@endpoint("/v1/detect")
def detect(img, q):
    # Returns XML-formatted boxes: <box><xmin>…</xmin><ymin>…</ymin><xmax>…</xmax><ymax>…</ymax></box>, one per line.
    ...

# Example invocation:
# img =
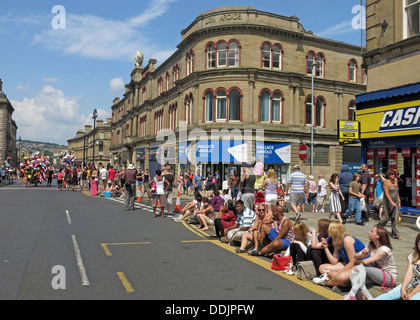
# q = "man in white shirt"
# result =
<box><xmin>315</xmin><ymin>174</ymin><xmax>328</xmax><ymax>213</ymax></box>
<box><xmin>99</xmin><ymin>164</ymin><xmax>108</xmax><ymax>194</ymax></box>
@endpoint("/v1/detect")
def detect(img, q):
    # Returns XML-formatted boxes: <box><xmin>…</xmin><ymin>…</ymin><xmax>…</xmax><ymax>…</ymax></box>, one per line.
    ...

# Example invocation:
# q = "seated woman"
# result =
<box><xmin>375</xmin><ymin>232</ymin><xmax>420</xmax><ymax>300</ymax></box>
<box><xmin>307</xmin><ymin>219</ymin><xmax>333</xmax><ymax>276</ymax></box>
<box><xmin>250</xmin><ymin>205</ymin><xmax>293</xmax><ymax>257</ymax></box>
<box><xmin>285</xmin><ymin>221</ymin><xmax>312</xmax><ymax>275</ymax></box>
<box><xmin>313</xmin><ymin>222</ymin><xmax>365</xmax><ymax>287</ymax></box>
<box><xmin>175</xmin><ymin>193</ymin><xmax>203</xmax><ymax>222</ymax></box>
<box><xmin>211</xmin><ymin>201</ymin><xmax>237</xmax><ymax>239</ymax></box>
<box><xmin>196</xmin><ymin>193</ymin><xmax>222</xmax><ymax>230</ymax></box>
<box><xmin>235</xmin><ymin>203</ymin><xmax>273</xmax><ymax>253</ymax></box>
<box><xmin>343</xmin><ymin>225</ymin><xmax>397</xmax><ymax>300</ymax></box>
<box><xmin>111</xmin><ymin>184</ymin><xmax>122</xmax><ymax>197</ymax></box>
<box><xmin>105</xmin><ymin>182</ymin><xmax>113</xmax><ymax>192</ymax></box>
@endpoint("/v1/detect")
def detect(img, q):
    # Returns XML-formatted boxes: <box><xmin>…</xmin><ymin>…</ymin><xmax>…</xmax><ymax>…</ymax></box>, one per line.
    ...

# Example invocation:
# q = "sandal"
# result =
<box><xmin>235</xmin><ymin>248</ymin><xmax>246</xmax><ymax>253</ymax></box>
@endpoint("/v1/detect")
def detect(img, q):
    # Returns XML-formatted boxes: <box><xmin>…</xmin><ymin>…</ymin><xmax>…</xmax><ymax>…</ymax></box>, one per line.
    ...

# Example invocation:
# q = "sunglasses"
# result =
<box><xmin>258</xmin><ymin>209</ymin><xmax>265</xmax><ymax>212</ymax></box>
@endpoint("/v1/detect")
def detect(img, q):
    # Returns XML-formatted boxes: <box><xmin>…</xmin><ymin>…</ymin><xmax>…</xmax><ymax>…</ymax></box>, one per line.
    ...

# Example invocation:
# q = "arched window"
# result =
<box><xmin>205</xmin><ymin>91</ymin><xmax>214</xmax><ymax>122</ymax></box>
<box><xmin>316</xmin><ymin>53</ymin><xmax>326</xmax><ymax>78</ymax></box>
<box><xmin>185</xmin><ymin>94</ymin><xmax>193</xmax><ymax>125</ymax></box>
<box><xmin>207</xmin><ymin>43</ymin><xmax>216</xmax><ymax>69</ymax></box>
<box><xmin>315</xmin><ymin>97</ymin><xmax>326</xmax><ymax>127</ymax></box>
<box><xmin>229</xmin><ymin>89</ymin><xmax>241</xmax><ymax>121</ymax></box>
<box><xmin>165</xmin><ymin>72</ymin><xmax>170</xmax><ymax>91</ymax></box>
<box><xmin>349</xmin><ymin>59</ymin><xmax>358</xmax><ymax>82</ymax></box>
<box><xmin>217</xmin><ymin>42</ymin><xmax>227</xmax><ymax>67</ymax></box>
<box><xmin>228</xmin><ymin>41</ymin><xmax>239</xmax><ymax>67</ymax></box>
<box><xmin>262</xmin><ymin>42</ymin><xmax>283</xmax><ymax>70</ymax></box>
<box><xmin>306</xmin><ymin>51</ymin><xmax>315</xmax><ymax>75</ymax></box>
<box><xmin>260</xmin><ymin>90</ymin><xmax>270</xmax><ymax>122</ymax></box>
<box><xmin>216</xmin><ymin>90</ymin><xmax>227</xmax><ymax>121</ymax></box>
<box><xmin>186</xmin><ymin>49</ymin><xmax>194</xmax><ymax>76</ymax></box>
<box><xmin>272</xmin><ymin>91</ymin><xmax>283</xmax><ymax>122</ymax></box>
<box><xmin>305</xmin><ymin>95</ymin><xmax>314</xmax><ymax>126</ymax></box>
<box><xmin>262</xmin><ymin>42</ymin><xmax>271</xmax><ymax>68</ymax></box>
<box><xmin>272</xmin><ymin>44</ymin><xmax>282</xmax><ymax>69</ymax></box>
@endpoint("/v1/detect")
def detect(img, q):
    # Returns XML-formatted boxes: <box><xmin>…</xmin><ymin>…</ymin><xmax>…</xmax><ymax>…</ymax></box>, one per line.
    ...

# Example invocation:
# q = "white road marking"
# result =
<box><xmin>71</xmin><ymin>235</ymin><xmax>90</xmax><ymax>286</ymax></box>
<box><xmin>65</xmin><ymin>210</ymin><xmax>72</xmax><ymax>225</ymax></box>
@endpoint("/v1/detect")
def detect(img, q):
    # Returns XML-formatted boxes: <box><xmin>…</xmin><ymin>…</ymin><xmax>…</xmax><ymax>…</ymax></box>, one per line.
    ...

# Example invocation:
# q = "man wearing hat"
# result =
<box><xmin>124</xmin><ymin>164</ymin><xmax>137</xmax><ymax>211</ymax></box>
<box><xmin>285</xmin><ymin>165</ymin><xmax>308</xmax><ymax>221</ymax></box>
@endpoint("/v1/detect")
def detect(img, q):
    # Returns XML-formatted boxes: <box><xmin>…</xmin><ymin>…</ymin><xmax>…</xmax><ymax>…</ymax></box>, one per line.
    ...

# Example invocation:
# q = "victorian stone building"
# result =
<box><xmin>67</xmin><ymin>118</ymin><xmax>112</xmax><ymax>168</ymax></box>
<box><xmin>110</xmin><ymin>6</ymin><xmax>366</xmax><ymax>181</ymax></box>
<box><xmin>0</xmin><ymin>79</ymin><xmax>18</xmax><ymax>166</ymax></box>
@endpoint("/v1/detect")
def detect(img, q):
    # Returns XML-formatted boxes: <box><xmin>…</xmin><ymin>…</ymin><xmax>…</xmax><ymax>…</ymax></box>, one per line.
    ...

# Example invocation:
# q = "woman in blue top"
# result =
<box><xmin>313</xmin><ymin>221</ymin><xmax>366</xmax><ymax>287</ymax></box>
<box><xmin>374</xmin><ymin>173</ymin><xmax>385</xmax><ymax>219</ymax></box>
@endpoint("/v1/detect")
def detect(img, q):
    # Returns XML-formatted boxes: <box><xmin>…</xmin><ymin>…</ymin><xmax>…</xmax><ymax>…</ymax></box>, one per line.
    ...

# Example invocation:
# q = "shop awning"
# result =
<box><xmin>356</xmin><ymin>81</ymin><xmax>420</xmax><ymax>104</ymax></box>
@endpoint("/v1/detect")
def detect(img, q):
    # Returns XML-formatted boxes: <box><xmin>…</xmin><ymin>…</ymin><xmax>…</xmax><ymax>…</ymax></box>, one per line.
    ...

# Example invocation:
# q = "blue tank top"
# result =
<box><xmin>338</xmin><ymin>236</ymin><xmax>365</xmax><ymax>265</ymax></box>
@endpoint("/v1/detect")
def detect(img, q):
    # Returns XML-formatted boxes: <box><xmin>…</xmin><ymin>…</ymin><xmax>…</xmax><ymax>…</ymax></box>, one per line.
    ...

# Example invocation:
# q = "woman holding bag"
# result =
<box><xmin>378</xmin><ymin>170</ymin><xmax>402</xmax><ymax>240</ymax></box>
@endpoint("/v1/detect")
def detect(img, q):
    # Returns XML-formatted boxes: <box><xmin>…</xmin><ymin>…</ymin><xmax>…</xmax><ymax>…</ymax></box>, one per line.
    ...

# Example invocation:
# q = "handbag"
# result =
<box><xmin>296</xmin><ymin>260</ymin><xmax>317</xmax><ymax>281</ymax></box>
<box><xmin>271</xmin><ymin>254</ymin><xmax>292</xmax><ymax>271</ymax></box>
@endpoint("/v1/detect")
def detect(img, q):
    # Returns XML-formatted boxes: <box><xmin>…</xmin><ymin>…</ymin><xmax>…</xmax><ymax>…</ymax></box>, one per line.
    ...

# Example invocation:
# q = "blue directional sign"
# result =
<box><xmin>255</xmin><ymin>142</ymin><xmax>291</xmax><ymax>164</ymax></box>
<box><xmin>195</xmin><ymin>140</ymin><xmax>247</xmax><ymax>163</ymax></box>
<box><xmin>178</xmin><ymin>141</ymin><xmax>191</xmax><ymax>164</ymax></box>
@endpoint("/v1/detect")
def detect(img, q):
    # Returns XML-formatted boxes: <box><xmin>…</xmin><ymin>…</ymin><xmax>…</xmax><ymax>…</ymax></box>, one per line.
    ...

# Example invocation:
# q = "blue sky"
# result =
<box><xmin>0</xmin><ymin>0</ymin><xmax>365</xmax><ymax>145</ymax></box>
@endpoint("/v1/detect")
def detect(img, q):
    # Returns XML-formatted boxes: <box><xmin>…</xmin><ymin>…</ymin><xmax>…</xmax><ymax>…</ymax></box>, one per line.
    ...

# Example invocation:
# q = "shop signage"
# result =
<box><xmin>255</xmin><ymin>142</ymin><xmax>291</xmax><ymax>164</ymax></box>
<box><xmin>178</xmin><ymin>141</ymin><xmax>191</xmax><ymax>164</ymax></box>
<box><xmin>337</xmin><ymin>120</ymin><xmax>360</xmax><ymax>143</ymax></box>
<box><xmin>389</xmin><ymin>148</ymin><xmax>398</xmax><ymax>158</ymax></box>
<box><xmin>136</xmin><ymin>148</ymin><xmax>145</xmax><ymax>161</ymax></box>
<box><xmin>377</xmin><ymin>149</ymin><xmax>386</xmax><ymax>158</ymax></box>
<box><xmin>196</xmin><ymin>140</ymin><xmax>247</xmax><ymax>163</ymax></box>
<box><xmin>402</xmin><ymin>148</ymin><xmax>411</xmax><ymax>157</ymax></box>
<box><xmin>357</xmin><ymin>99</ymin><xmax>420</xmax><ymax>139</ymax></box>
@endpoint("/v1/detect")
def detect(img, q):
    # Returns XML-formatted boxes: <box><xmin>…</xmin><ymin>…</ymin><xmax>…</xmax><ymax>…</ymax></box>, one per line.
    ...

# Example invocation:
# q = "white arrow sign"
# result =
<box><xmin>275</xmin><ymin>145</ymin><xmax>291</xmax><ymax>164</ymax></box>
<box><xmin>227</xmin><ymin>143</ymin><xmax>248</xmax><ymax>163</ymax></box>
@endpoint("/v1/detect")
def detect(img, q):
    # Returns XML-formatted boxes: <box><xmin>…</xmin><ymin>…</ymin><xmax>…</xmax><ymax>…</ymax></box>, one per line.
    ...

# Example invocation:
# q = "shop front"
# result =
<box><xmin>356</xmin><ymin>82</ymin><xmax>420</xmax><ymax>214</ymax></box>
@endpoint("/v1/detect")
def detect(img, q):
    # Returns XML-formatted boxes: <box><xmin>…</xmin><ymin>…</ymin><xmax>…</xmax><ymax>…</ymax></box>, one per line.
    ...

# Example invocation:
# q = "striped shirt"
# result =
<box><xmin>236</xmin><ymin>207</ymin><xmax>256</xmax><ymax>228</ymax></box>
<box><xmin>287</xmin><ymin>170</ymin><xmax>307</xmax><ymax>194</ymax></box>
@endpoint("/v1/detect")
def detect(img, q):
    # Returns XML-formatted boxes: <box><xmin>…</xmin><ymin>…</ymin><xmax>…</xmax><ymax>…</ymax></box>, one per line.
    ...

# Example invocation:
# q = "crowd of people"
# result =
<box><xmin>6</xmin><ymin>157</ymin><xmax>420</xmax><ymax>300</ymax></box>
<box><xmin>169</xmin><ymin>161</ymin><xmax>419</xmax><ymax>300</ymax></box>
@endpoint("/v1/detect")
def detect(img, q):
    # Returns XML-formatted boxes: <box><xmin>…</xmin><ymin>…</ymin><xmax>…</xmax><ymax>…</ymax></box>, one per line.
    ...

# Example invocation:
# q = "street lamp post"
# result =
<box><xmin>310</xmin><ymin>61</ymin><xmax>321</xmax><ymax>176</ymax></box>
<box><xmin>92</xmin><ymin>108</ymin><xmax>98</xmax><ymax>168</ymax></box>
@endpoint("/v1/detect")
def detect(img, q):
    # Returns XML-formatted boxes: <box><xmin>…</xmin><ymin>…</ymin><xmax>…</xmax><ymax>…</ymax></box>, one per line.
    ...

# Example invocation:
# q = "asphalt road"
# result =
<box><xmin>0</xmin><ymin>180</ymin><xmax>337</xmax><ymax>301</ymax></box>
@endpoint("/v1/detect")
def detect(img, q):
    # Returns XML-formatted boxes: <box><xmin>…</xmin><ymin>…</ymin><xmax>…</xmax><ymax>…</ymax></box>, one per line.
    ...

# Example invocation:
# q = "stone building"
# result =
<box><xmin>0</xmin><ymin>78</ymin><xmax>18</xmax><ymax>166</ymax></box>
<box><xmin>110</xmin><ymin>6</ymin><xmax>366</xmax><ymax>181</ymax></box>
<box><xmin>67</xmin><ymin>118</ymin><xmax>112</xmax><ymax>168</ymax></box>
<box><xmin>356</xmin><ymin>0</ymin><xmax>420</xmax><ymax>213</ymax></box>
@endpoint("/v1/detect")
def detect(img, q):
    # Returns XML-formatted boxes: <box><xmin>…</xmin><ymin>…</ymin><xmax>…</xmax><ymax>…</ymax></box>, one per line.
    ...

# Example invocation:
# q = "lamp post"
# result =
<box><xmin>310</xmin><ymin>61</ymin><xmax>321</xmax><ymax>176</ymax></box>
<box><xmin>92</xmin><ymin>108</ymin><xmax>98</xmax><ymax>168</ymax></box>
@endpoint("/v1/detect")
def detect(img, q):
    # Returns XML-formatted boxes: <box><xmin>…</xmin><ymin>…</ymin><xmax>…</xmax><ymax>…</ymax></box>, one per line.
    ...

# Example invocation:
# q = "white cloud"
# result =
<box><xmin>31</xmin><ymin>0</ymin><xmax>178</xmax><ymax>61</ymax></box>
<box><xmin>109</xmin><ymin>77</ymin><xmax>125</xmax><ymax>96</ymax></box>
<box><xmin>43</xmin><ymin>77</ymin><xmax>61</xmax><ymax>83</ymax></box>
<box><xmin>316</xmin><ymin>20</ymin><xmax>354</xmax><ymax>38</ymax></box>
<box><xmin>16</xmin><ymin>84</ymin><xmax>30</xmax><ymax>91</ymax></box>
<box><xmin>11</xmin><ymin>85</ymin><xmax>88</xmax><ymax>144</ymax></box>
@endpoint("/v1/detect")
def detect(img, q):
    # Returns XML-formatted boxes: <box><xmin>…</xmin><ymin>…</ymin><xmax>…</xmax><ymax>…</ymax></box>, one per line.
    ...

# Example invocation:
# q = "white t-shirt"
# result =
<box><xmin>318</xmin><ymin>178</ymin><xmax>328</xmax><ymax>196</ymax></box>
<box><xmin>100</xmin><ymin>168</ymin><xmax>108</xmax><ymax>180</ymax></box>
<box><xmin>368</xmin><ymin>245</ymin><xmax>398</xmax><ymax>281</ymax></box>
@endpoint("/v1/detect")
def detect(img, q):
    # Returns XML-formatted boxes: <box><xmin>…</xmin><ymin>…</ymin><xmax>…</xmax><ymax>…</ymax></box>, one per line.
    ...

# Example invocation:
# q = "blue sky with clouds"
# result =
<box><xmin>0</xmin><ymin>0</ymin><xmax>365</xmax><ymax>145</ymax></box>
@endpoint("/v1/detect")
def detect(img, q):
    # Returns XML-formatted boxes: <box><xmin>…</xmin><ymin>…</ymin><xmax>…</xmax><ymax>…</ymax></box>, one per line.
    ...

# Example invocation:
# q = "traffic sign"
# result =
<box><xmin>298</xmin><ymin>144</ymin><xmax>308</xmax><ymax>161</ymax></box>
